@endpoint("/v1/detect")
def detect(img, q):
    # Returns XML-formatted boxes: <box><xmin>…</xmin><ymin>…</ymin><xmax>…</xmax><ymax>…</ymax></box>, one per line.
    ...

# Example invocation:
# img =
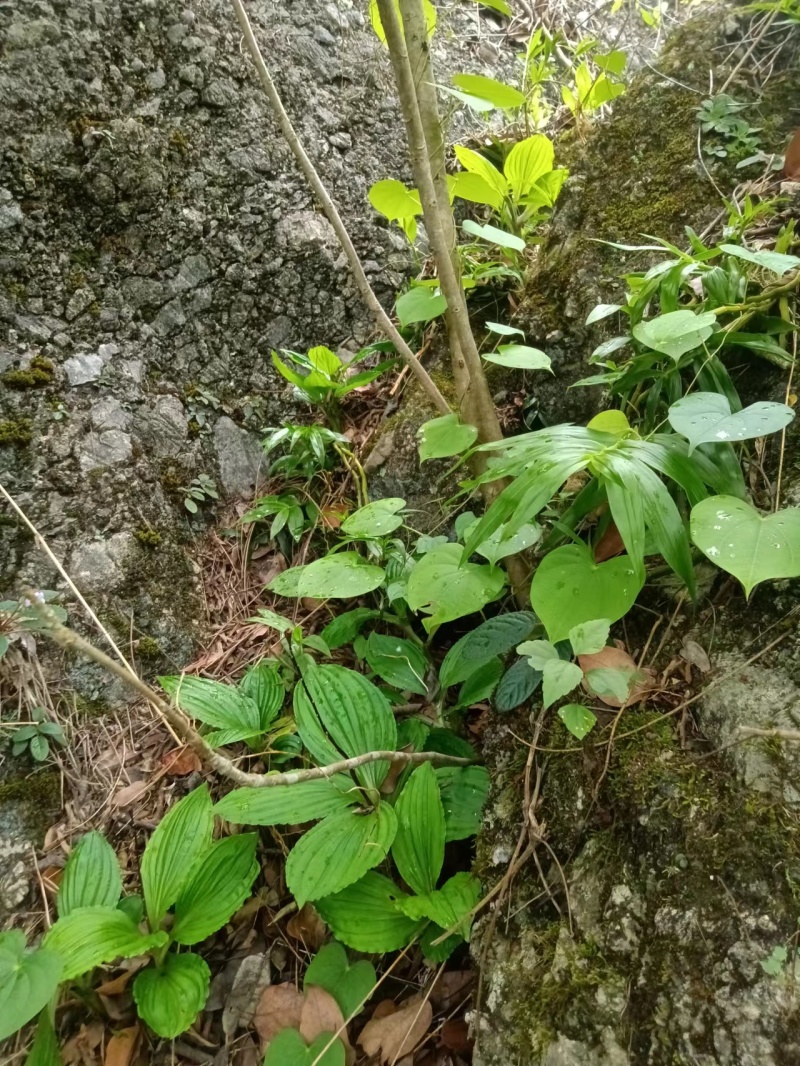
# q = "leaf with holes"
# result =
<box><xmin>133</xmin><ymin>953</ymin><xmax>210</xmax><ymax>1039</ymax></box>
<box><xmin>57</xmin><ymin>831</ymin><xmax>121</xmax><ymax>917</ymax></box>
<box><xmin>690</xmin><ymin>496</ymin><xmax>800</xmax><ymax>597</ymax></box>
<box><xmin>417</xmin><ymin>414</ymin><xmax>478</xmax><ymax>462</ymax></box>
<box><xmin>316</xmin><ymin>872</ymin><xmax>423</xmax><ymax>952</ymax></box>
<box><xmin>668</xmin><ymin>392</ymin><xmax>794</xmax><ymax>454</ymax></box>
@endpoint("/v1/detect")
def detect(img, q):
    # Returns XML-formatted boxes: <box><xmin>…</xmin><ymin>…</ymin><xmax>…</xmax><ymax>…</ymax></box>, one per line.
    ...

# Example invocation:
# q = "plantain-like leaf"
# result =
<box><xmin>315</xmin><ymin>872</ymin><xmax>423</xmax><ymax>952</ymax></box>
<box><xmin>301</xmin><ymin>663</ymin><xmax>397</xmax><ymax>790</ymax></box>
<box><xmin>172</xmin><ymin>834</ymin><xmax>259</xmax><ymax>945</ymax></box>
<box><xmin>365</xmin><ymin>633</ymin><xmax>429</xmax><ymax>695</ymax></box>
<box><xmin>434</xmin><ymin>765</ymin><xmax>490</xmax><ymax>841</ymax></box>
<box><xmin>320</xmin><ymin>608</ymin><xmax>380</xmax><ymax>650</ymax></box>
<box><xmin>133</xmin><ymin>952</ymin><xmax>210</xmax><ymax>1039</ymax></box>
<box><xmin>392</xmin><ymin>763</ymin><xmax>445</xmax><ymax>895</ymax></box>
<box><xmin>0</xmin><ymin>931</ymin><xmax>62</xmax><ymax>1042</ymax></box>
<box><xmin>239</xmin><ymin>662</ymin><xmax>284</xmax><ymax>729</ymax></box>
<box><xmin>397</xmin><ymin>872</ymin><xmax>481</xmax><ymax>940</ymax></box>
<box><xmin>293</xmin><ymin>683</ymin><xmax>344</xmax><ymax>768</ymax></box>
<box><xmin>57</xmin><ymin>831</ymin><xmax>121</xmax><ymax>917</ymax></box>
<box><xmin>214</xmin><ymin>776</ymin><xmax>358</xmax><ymax>826</ymax></box>
<box><xmin>43</xmin><ymin>908</ymin><xmax>167</xmax><ymax>981</ymax></box>
<box><xmin>285</xmin><ymin>806</ymin><xmax>397</xmax><ymax>907</ymax></box>
<box><xmin>24</xmin><ymin>1007</ymin><xmax>61</xmax><ymax>1066</ymax></box>
<box><xmin>140</xmin><ymin>785</ymin><xmax>214</xmax><ymax>927</ymax></box>
<box><xmin>159</xmin><ymin>676</ymin><xmax>262</xmax><ymax>741</ymax></box>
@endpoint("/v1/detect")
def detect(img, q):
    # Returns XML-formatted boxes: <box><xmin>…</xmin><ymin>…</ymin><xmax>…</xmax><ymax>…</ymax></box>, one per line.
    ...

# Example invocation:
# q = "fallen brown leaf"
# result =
<box><xmin>358</xmin><ymin>997</ymin><xmax>433</xmax><ymax>1064</ymax></box>
<box><xmin>370</xmin><ymin>1000</ymin><xmax>398</xmax><ymax>1021</ymax></box>
<box><xmin>440</xmin><ymin>1019</ymin><xmax>472</xmax><ymax>1054</ymax></box>
<box><xmin>680</xmin><ymin>638</ymin><xmax>711</xmax><ymax>674</ymax></box>
<box><xmin>594</xmin><ymin>521</ymin><xmax>625</xmax><ymax>562</ymax></box>
<box><xmin>578</xmin><ymin>646</ymin><xmax>654</xmax><ymax>707</ymax></box>
<box><xmin>104</xmin><ymin>1026</ymin><xmax>139</xmax><ymax>1066</ymax></box>
<box><xmin>286</xmin><ymin>903</ymin><xmax>327</xmax><ymax>949</ymax></box>
<box><xmin>254</xmin><ymin>982</ymin><xmax>305</xmax><ymax>1046</ymax></box>
<box><xmin>223</xmin><ymin>954</ymin><xmax>272</xmax><ymax>1036</ymax></box>
<box><xmin>112</xmin><ymin>781</ymin><xmax>148</xmax><ymax>808</ymax></box>
<box><xmin>299</xmin><ymin>985</ymin><xmax>347</xmax><ymax>1044</ymax></box>
<box><xmin>63</xmin><ymin>1021</ymin><xmax>105</xmax><ymax>1065</ymax></box>
<box><xmin>160</xmin><ymin>746</ymin><xmax>202</xmax><ymax>776</ymax></box>
<box><xmin>784</xmin><ymin>129</ymin><xmax>800</xmax><ymax>180</ymax></box>
<box><xmin>430</xmin><ymin>970</ymin><xmax>474</xmax><ymax>1010</ymax></box>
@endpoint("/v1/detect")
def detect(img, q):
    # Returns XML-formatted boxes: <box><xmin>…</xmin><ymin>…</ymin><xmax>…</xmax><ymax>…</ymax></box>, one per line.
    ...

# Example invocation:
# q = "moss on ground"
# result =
<box><xmin>1</xmin><ymin>355</ymin><xmax>55</xmax><ymax>390</ymax></box>
<box><xmin>0</xmin><ymin>418</ymin><xmax>33</xmax><ymax>446</ymax></box>
<box><xmin>0</xmin><ymin>771</ymin><xmax>61</xmax><ymax>841</ymax></box>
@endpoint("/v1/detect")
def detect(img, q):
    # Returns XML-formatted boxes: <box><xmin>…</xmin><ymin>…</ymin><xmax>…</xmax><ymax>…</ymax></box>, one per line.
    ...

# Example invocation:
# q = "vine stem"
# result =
<box><xmin>228</xmin><ymin>0</ymin><xmax>450</xmax><ymax>417</ymax></box>
<box><xmin>29</xmin><ymin>599</ymin><xmax>475</xmax><ymax>788</ymax></box>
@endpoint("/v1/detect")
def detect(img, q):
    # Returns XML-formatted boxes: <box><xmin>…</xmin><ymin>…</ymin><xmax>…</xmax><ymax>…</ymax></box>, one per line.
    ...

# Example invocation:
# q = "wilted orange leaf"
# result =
<box><xmin>358</xmin><ymin>997</ymin><xmax>433</xmax><ymax>1064</ymax></box>
<box><xmin>160</xmin><ymin>746</ymin><xmax>202</xmax><ymax>775</ymax></box>
<box><xmin>104</xmin><ymin>1026</ymin><xmax>140</xmax><ymax>1066</ymax></box>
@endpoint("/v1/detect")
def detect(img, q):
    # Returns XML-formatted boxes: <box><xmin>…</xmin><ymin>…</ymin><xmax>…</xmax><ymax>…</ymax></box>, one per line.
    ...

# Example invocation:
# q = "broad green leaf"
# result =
<box><xmin>440</xmin><ymin>612</ymin><xmax>537</xmax><ymax>688</ymax></box>
<box><xmin>302</xmin><ymin>663</ymin><xmax>397</xmax><ymax>789</ymax></box>
<box><xmin>239</xmin><ymin>662</ymin><xmax>283</xmax><ymax>730</ymax></box>
<box><xmin>485</xmin><ymin>320</ymin><xmax>525</xmax><ymax>337</ymax></box>
<box><xmin>470</xmin><ymin>0</ymin><xmax>512</xmax><ymax>14</ymax></box>
<box><xmin>719</xmin><ymin>243</ymin><xmax>800</xmax><ymax>277</ymax></box>
<box><xmin>342</xmin><ymin>498</ymin><xmax>405</xmax><ymax>538</ymax></box>
<box><xmin>568</xmin><ymin>619</ymin><xmax>611</xmax><ymax>656</ymax></box>
<box><xmin>293</xmin><ymin>685</ymin><xmax>343</xmax><ymax>768</ymax></box>
<box><xmin>285</xmin><ymin>806</ymin><xmax>398</xmax><ymax>907</ymax></box>
<box><xmin>264</xmin><ymin>1029</ymin><xmax>346</xmax><ymax>1066</ymax></box>
<box><xmin>558</xmin><ymin>703</ymin><xmax>597</xmax><ymax>740</ymax></box>
<box><xmin>632</xmin><ymin>310</ymin><xmax>717</xmax><ymax>360</ymax></box>
<box><xmin>304</xmin><ymin>941</ymin><xmax>376</xmax><ymax>1020</ymax></box>
<box><xmin>307</xmin><ymin>345</ymin><xmax>341</xmax><ymax>377</ymax></box>
<box><xmin>504</xmin><ymin>135</ymin><xmax>554</xmax><ymax>199</ymax></box>
<box><xmin>397</xmin><ymin>872</ymin><xmax>480</xmax><ymax>939</ymax></box>
<box><xmin>419</xmin><ymin>922</ymin><xmax>462</xmax><ymax>963</ymax></box>
<box><xmin>584</xmin><ymin>667</ymin><xmax>636</xmax><ymax>702</ymax></box>
<box><xmin>530</xmin><ymin>544</ymin><xmax>644</xmax><ymax>643</ymax></box>
<box><xmin>462</xmin><ymin>219</ymin><xmax>525</xmax><ymax>252</ymax></box>
<box><xmin>435</xmin><ymin>766</ymin><xmax>490</xmax><ymax>841</ymax></box>
<box><xmin>159</xmin><ymin>677</ymin><xmax>262</xmax><ymax>740</ymax></box>
<box><xmin>418</xmin><ymin>413</ymin><xmax>478</xmax><ymax>461</ymax></box>
<box><xmin>117</xmin><ymin>895</ymin><xmax>144</xmax><ymax>925</ymax></box>
<box><xmin>172</xmin><ymin>834</ymin><xmax>259</xmax><ymax>945</ymax></box>
<box><xmin>493</xmin><ymin>658</ymin><xmax>543</xmax><ymax>712</ymax></box>
<box><xmin>690</xmin><ymin>496</ymin><xmax>800</xmax><ymax>597</ymax></box>
<box><xmin>133</xmin><ymin>953</ymin><xmax>210</xmax><ymax>1039</ymax></box>
<box><xmin>454</xmin><ymin>657</ymin><xmax>504</xmax><ymax>709</ymax></box>
<box><xmin>542</xmin><ymin>659</ymin><xmax>583</xmax><ymax>709</ymax></box>
<box><xmin>365</xmin><ymin>633</ymin><xmax>429</xmax><ymax>695</ymax></box>
<box><xmin>57</xmin><ymin>831</ymin><xmax>121</xmax><ymax>917</ymax></box>
<box><xmin>396</xmin><ymin>286</ymin><xmax>447</xmax><ymax>328</ymax></box>
<box><xmin>369</xmin><ymin>0</ymin><xmax>436</xmax><ymax>43</ymax></box>
<box><xmin>140</xmin><ymin>785</ymin><xmax>213</xmax><ymax>927</ymax></box>
<box><xmin>246</xmin><ymin>607</ymin><xmax>293</xmax><ymax>633</ymax></box>
<box><xmin>668</xmin><ymin>392</ymin><xmax>794</xmax><ymax>454</ymax></box>
<box><xmin>586</xmin><ymin>303</ymin><xmax>622</xmax><ymax>325</ymax></box>
<box><xmin>451</xmin><ymin>73</ymin><xmax>524</xmax><ymax>109</ymax></box>
<box><xmin>449</xmin><ymin>170</ymin><xmax>505</xmax><ymax>208</ymax></box>
<box><xmin>214</xmin><ymin>776</ymin><xmax>358</xmax><ymax>826</ymax></box>
<box><xmin>475</xmin><ymin>521</ymin><xmax>541</xmax><ymax>566</ymax></box>
<box><xmin>517</xmin><ymin>639</ymin><xmax>559</xmax><ymax>670</ymax></box>
<box><xmin>43</xmin><ymin>908</ymin><xmax>167</xmax><ymax>981</ymax></box>
<box><xmin>587</xmin><ymin>410</ymin><xmax>630</xmax><ymax>436</ymax></box>
<box><xmin>0</xmin><ymin>931</ymin><xmax>62</xmax><ymax>1042</ymax></box>
<box><xmin>406</xmin><ymin>544</ymin><xmax>505</xmax><ymax>633</ymax></box>
<box><xmin>368</xmin><ymin>179</ymin><xmax>422</xmax><ymax>224</ymax></box>
<box><xmin>483</xmin><ymin>344</ymin><xmax>551</xmax><ymax>371</ymax></box>
<box><xmin>316</xmin><ymin>872</ymin><xmax>422</xmax><ymax>952</ymax></box>
<box><xmin>454</xmin><ymin>145</ymin><xmax>508</xmax><ymax>204</ymax></box>
<box><xmin>271</xmin><ymin>553</ymin><xmax>385</xmax><ymax>600</ymax></box>
<box><xmin>443</xmin><ymin>85</ymin><xmax>496</xmax><ymax>112</ymax></box>
<box><xmin>25</xmin><ymin>1008</ymin><xmax>60</xmax><ymax>1066</ymax></box>
<box><xmin>392</xmin><ymin>763</ymin><xmax>445</xmax><ymax>895</ymax></box>
<box><xmin>321</xmin><ymin>608</ymin><xmax>380</xmax><ymax>649</ymax></box>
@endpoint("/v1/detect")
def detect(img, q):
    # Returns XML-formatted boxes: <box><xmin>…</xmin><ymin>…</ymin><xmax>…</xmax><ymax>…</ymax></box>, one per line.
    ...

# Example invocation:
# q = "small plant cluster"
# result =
<box><xmin>697</xmin><ymin>94</ymin><xmax>762</xmax><ymax>163</ymax></box>
<box><xmin>9</xmin><ymin>706</ymin><xmax>66</xmax><ymax>762</ymax></box>
<box><xmin>0</xmin><ymin>591</ymin><xmax>67</xmax><ymax>660</ymax></box>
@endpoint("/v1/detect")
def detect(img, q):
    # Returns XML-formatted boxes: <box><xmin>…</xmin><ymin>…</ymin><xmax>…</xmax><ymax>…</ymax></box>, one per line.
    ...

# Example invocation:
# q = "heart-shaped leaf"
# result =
<box><xmin>341</xmin><ymin>498</ymin><xmax>406</xmax><ymax>538</ymax></box>
<box><xmin>0</xmin><ymin>931</ymin><xmax>62</xmax><ymax>1041</ymax></box>
<box><xmin>530</xmin><ymin>544</ymin><xmax>644</xmax><ymax>642</ymax></box>
<box><xmin>668</xmin><ymin>392</ymin><xmax>794</xmax><ymax>453</ymax></box>
<box><xmin>396</xmin><ymin>286</ymin><xmax>447</xmax><ymax>328</ymax></box>
<box><xmin>304</xmin><ymin>941</ymin><xmax>376</xmax><ymax>1020</ymax></box>
<box><xmin>269</xmin><ymin>553</ymin><xmax>386</xmax><ymax>600</ymax></box>
<box><xmin>542</xmin><ymin>659</ymin><xmax>583</xmax><ymax>708</ymax></box>
<box><xmin>133</xmin><ymin>953</ymin><xmax>210</xmax><ymax>1039</ymax></box>
<box><xmin>417</xmin><ymin>414</ymin><xmax>478</xmax><ymax>461</ymax></box>
<box><xmin>632</xmin><ymin>309</ymin><xmax>717</xmax><ymax>360</ymax></box>
<box><xmin>690</xmin><ymin>495</ymin><xmax>800</xmax><ymax>597</ymax></box>
<box><xmin>264</xmin><ymin>1028</ymin><xmax>346</xmax><ymax>1066</ymax></box>
<box><xmin>719</xmin><ymin>243</ymin><xmax>800</xmax><ymax>277</ymax></box>
<box><xmin>558</xmin><ymin>703</ymin><xmax>597</xmax><ymax>740</ymax></box>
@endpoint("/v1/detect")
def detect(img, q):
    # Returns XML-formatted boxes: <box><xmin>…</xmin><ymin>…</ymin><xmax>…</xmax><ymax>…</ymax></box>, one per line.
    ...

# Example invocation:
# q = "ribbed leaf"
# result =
<box><xmin>605</xmin><ymin>460</ymin><xmax>646</xmax><ymax>580</ymax></box>
<box><xmin>140</xmin><ymin>785</ymin><xmax>213</xmax><ymax>927</ymax></box>
<box><xmin>439</xmin><ymin>612</ymin><xmax>536</xmax><ymax>689</ymax></box>
<box><xmin>435</xmin><ymin>766</ymin><xmax>490</xmax><ymax>841</ymax></box>
<box><xmin>159</xmin><ymin>676</ymin><xmax>262</xmax><ymax>738</ymax></box>
<box><xmin>0</xmin><ymin>931</ymin><xmax>62</xmax><ymax>1042</ymax></box>
<box><xmin>57</xmin><ymin>831</ymin><xmax>121</xmax><ymax>917</ymax></box>
<box><xmin>301</xmin><ymin>664</ymin><xmax>397</xmax><ymax>790</ymax></box>
<box><xmin>293</xmin><ymin>684</ymin><xmax>343</xmax><ymax>767</ymax></box>
<box><xmin>316</xmin><ymin>872</ymin><xmax>423</xmax><ymax>952</ymax></box>
<box><xmin>214</xmin><ymin>776</ymin><xmax>359</xmax><ymax>826</ymax></box>
<box><xmin>392</xmin><ymin>764</ymin><xmax>445</xmax><ymax>895</ymax></box>
<box><xmin>43</xmin><ymin>908</ymin><xmax>167</xmax><ymax>981</ymax></box>
<box><xmin>629</xmin><ymin>461</ymin><xmax>696</xmax><ymax>595</ymax></box>
<box><xmin>133</xmin><ymin>952</ymin><xmax>210</xmax><ymax>1039</ymax></box>
<box><xmin>172</xmin><ymin>835</ymin><xmax>259</xmax><ymax>945</ymax></box>
<box><xmin>285</xmin><ymin>806</ymin><xmax>397</xmax><ymax>907</ymax></box>
<box><xmin>25</xmin><ymin>1008</ymin><xmax>61</xmax><ymax>1066</ymax></box>
<box><xmin>397</xmin><ymin>872</ymin><xmax>481</xmax><ymax>940</ymax></box>
<box><xmin>239</xmin><ymin>662</ymin><xmax>284</xmax><ymax>729</ymax></box>
<box><xmin>364</xmin><ymin>633</ymin><xmax>429</xmax><ymax>695</ymax></box>
<box><xmin>321</xmin><ymin>608</ymin><xmax>380</xmax><ymax>650</ymax></box>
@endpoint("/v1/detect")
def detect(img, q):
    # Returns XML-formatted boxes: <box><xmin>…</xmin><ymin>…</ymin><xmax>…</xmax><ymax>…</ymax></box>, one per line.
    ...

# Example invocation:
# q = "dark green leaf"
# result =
<box><xmin>214</xmin><ymin>776</ymin><xmax>359</xmax><ymax>826</ymax></box>
<box><xmin>493</xmin><ymin>658</ymin><xmax>542</xmax><ymax>711</ymax></box>
<box><xmin>438</xmin><ymin>613</ymin><xmax>535</xmax><ymax>687</ymax></box>
<box><xmin>239</xmin><ymin>663</ymin><xmax>284</xmax><ymax>729</ymax></box>
<box><xmin>454</xmin><ymin>657</ymin><xmax>504</xmax><ymax>709</ymax></box>
<box><xmin>321</xmin><ymin>609</ymin><xmax>380</xmax><ymax>649</ymax></box>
